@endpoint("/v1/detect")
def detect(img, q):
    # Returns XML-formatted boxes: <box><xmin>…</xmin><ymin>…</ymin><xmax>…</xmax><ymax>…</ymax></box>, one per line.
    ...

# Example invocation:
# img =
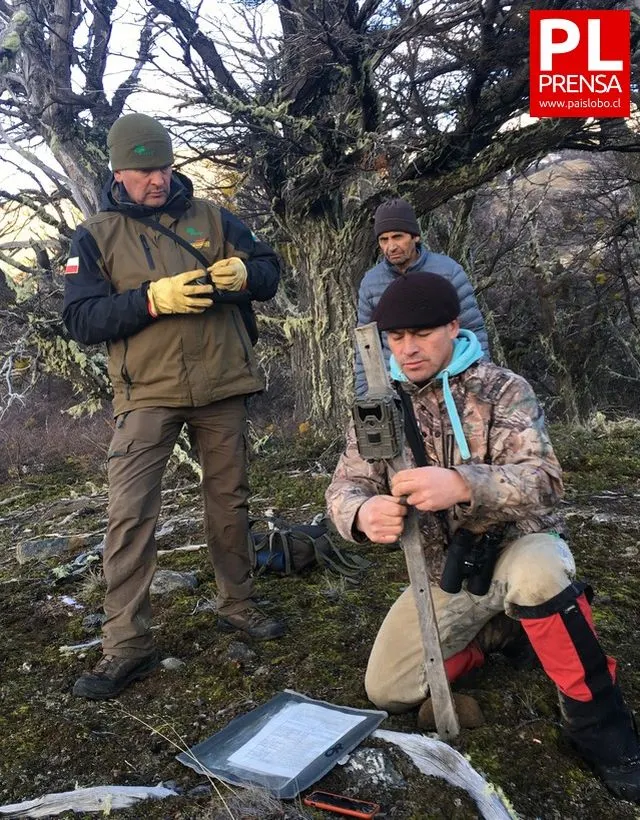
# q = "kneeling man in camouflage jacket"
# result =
<box><xmin>326</xmin><ymin>271</ymin><xmax>640</xmax><ymax>803</ymax></box>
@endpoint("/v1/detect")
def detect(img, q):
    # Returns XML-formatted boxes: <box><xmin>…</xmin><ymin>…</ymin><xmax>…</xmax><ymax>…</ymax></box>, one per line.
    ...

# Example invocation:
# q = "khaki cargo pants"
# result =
<box><xmin>365</xmin><ymin>532</ymin><xmax>576</xmax><ymax>712</ymax></box>
<box><xmin>102</xmin><ymin>397</ymin><xmax>254</xmax><ymax>657</ymax></box>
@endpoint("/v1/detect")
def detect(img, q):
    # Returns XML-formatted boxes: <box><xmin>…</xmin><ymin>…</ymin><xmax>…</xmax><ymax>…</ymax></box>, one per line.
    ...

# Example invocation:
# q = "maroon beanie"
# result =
<box><xmin>372</xmin><ymin>272</ymin><xmax>460</xmax><ymax>331</ymax></box>
<box><xmin>374</xmin><ymin>198</ymin><xmax>420</xmax><ymax>238</ymax></box>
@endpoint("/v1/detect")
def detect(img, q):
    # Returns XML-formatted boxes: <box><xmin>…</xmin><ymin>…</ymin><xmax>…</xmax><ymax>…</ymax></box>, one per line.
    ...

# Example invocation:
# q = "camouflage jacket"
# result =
<box><xmin>326</xmin><ymin>361</ymin><xmax>564</xmax><ymax>579</ymax></box>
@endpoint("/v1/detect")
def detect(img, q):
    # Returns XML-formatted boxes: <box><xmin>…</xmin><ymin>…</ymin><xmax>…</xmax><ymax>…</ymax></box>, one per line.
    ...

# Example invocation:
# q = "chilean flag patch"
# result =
<box><xmin>64</xmin><ymin>256</ymin><xmax>79</xmax><ymax>275</ymax></box>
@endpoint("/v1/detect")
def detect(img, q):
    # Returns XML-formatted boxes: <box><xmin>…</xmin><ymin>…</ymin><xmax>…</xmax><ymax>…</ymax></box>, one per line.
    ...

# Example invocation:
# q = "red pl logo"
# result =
<box><xmin>529</xmin><ymin>10</ymin><xmax>630</xmax><ymax>119</ymax></box>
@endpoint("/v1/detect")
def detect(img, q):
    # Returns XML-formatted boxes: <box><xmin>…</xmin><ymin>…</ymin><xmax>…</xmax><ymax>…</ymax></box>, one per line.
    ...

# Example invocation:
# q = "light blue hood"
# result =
<box><xmin>390</xmin><ymin>329</ymin><xmax>483</xmax><ymax>461</ymax></box>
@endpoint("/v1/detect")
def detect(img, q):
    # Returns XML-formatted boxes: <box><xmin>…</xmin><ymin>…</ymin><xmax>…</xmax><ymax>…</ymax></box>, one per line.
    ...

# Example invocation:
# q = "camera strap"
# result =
<box><xmin>396</xmin><ymin>385</ymin><xmax>428</xmax><ymax>467</ymax></box>
<box><xmin>396</xmin><ymin>384</ymin><xmax>451</xmax><ymax>538</ymax></box>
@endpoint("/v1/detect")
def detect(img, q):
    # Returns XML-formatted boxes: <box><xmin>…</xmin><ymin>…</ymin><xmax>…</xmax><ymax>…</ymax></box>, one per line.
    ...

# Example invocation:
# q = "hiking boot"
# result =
<box><xmin>592</xmin><ymin>754</ymin><xmax>640</xmax><ymax>802</ymax></box>
<box><xmin>417</xmin><ymin>693</ymin><xmax>485</xmax><ymax>732</ymax></box>
<box><xmin>218</xmin><ymin>607</ymin><xmax>286</xmax><ymax>640</ymax></box>
<box><xmin>560</xmin><ymin>685</ymin><xmax>640</xmax><ymax>803</ymax></box>
<box><xmin>72</xmin><ymin>652</ymin><xmax>160</xmax><ymax>700</ymax></box>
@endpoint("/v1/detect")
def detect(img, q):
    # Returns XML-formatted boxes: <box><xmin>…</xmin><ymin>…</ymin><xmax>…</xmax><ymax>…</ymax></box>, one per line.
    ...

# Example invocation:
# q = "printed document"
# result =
<box><xmin>228</xmin><ymin>702</ymin><xmax>365</xmax><ymax>777</ymax></box>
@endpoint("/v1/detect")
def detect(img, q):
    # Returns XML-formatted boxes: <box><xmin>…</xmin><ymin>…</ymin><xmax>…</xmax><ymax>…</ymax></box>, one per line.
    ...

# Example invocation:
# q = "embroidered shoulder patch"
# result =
<box><xmin>64</xmin><ymin>256</ymin><xmax>79</xmax><ymax>275</ymax></box>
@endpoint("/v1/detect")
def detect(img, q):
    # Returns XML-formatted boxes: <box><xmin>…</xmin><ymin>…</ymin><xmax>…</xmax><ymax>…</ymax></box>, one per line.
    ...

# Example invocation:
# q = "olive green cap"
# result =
<box><xmin>107</xmin><ymin>113</ymin><xmax>174</xmax><ymax>171</ymax></box>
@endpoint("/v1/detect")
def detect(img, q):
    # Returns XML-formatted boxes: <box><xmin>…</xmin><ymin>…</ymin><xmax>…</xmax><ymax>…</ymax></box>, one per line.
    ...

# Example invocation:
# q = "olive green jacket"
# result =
<box><xmin>63</xmin><ymin>173</ymin><xmax>280</xmax><ymax>416</ymax></box>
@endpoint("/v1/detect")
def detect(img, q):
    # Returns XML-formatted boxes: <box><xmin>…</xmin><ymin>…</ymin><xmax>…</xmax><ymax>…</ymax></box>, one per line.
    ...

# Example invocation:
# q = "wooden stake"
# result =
<box><xmin>355</xmin><ymin>323</ymin><xmax>460</xmax><ymax>741</ymax></box>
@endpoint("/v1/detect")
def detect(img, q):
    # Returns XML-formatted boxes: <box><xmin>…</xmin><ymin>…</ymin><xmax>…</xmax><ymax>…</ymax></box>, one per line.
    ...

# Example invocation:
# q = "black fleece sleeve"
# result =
<box><xmin>220</xmin><ymin>207</ymin><xmax>280</xmax><ymax>301</ymax></box>
<box><xmin>62</xmin><ymin>226</ymin><xmax>155</xmax><ymax>345</ymax></box>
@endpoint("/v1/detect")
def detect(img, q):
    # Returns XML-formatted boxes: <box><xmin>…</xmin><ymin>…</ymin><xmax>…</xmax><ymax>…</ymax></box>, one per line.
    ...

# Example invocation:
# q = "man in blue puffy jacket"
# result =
<box><xmin>355</xmin><ymin>198</ymin><xmax>489</xmax><ymax>396</ymax></box>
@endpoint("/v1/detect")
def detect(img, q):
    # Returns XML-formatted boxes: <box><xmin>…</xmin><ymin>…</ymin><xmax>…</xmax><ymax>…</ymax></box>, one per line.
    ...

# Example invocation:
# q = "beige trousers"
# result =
<box><xmin>365</xmin><ymin>532</ymin><xmax>576</xmax><ymax>712</ymax></box>
<box><xmin>102</xmin><ymin>397</ymin><xmax>254</xmax><ymax>657</ymax></box>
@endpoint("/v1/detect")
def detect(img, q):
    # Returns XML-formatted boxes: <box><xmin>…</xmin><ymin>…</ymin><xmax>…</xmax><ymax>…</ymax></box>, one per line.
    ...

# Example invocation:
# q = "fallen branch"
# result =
<box><xmin>374</xmin><ymin>730</ymin><xmax>516</xmax><ymax>820</ymax></box>
<box><xmin>58</xmin><ymin>638</ymin><xmax>102</xmax><ymax>655</ymax></box>
<box><xmin>157</xmin><ymin>543</ymin><xmax>203</xmax><ymax>556</ymax></box>
<box><xmin>0</xmin><ymin>784</ymin><xmax>178</xmax><ymax>817</ymax></box>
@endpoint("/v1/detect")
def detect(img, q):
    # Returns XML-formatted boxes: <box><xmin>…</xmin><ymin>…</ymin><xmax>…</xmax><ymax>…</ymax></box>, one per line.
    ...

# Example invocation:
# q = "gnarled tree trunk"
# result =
<box><xmin>284</xmin><ymin>213</ymin><xmax>373</xmax><ymax>429</ymax></box>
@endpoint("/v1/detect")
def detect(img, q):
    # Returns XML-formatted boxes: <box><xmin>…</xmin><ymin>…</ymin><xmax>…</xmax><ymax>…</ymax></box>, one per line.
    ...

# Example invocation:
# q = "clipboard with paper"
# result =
<box><xmin>176</xmin><ymin>690</ymin><xmax>387</xmax><ymax>798</ymax></box>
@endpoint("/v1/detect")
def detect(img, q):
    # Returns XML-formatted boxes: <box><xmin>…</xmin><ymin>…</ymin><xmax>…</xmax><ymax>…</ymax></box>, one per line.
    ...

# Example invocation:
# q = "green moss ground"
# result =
<box><xmin>1</xmin><ymin>426</ymin><xmax>639</xmax><ymax>818</ymax></box>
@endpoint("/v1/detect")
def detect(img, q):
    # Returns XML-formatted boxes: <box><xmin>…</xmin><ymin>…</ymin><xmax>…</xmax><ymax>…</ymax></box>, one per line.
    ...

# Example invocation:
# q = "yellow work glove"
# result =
<box><xmin>147</xmin><ymin>270</ymin><xmax>214</xmax><ymax>317</ymax></box>
<box><xmin>207</xmin><ymin>257</ymin><xmax>247</xmax><ymax>292</ymax></box>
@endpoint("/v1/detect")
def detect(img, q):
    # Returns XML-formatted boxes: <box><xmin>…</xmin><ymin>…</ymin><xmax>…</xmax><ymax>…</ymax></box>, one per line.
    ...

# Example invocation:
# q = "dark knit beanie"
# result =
<box><xmin>107</xmin><ymin>114</ymin><xmax>174</xmax><ymax>171</ymax></box>
<box><xmin>372</xmin><ymin>272</ymin><xmax>460</xmax><ymax>331</ymax></box>
<box><xmin>374</xmin><ymin>198</ymin><xmax>420</xmax><ymax>238</ymax></box>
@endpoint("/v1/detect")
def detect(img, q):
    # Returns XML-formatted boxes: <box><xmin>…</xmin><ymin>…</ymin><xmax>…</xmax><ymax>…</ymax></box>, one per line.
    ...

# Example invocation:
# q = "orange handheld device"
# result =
<box><xmin>302</xmin><ymin>790</ymin><xmax>381</xmax><ymax>819</ymax></box>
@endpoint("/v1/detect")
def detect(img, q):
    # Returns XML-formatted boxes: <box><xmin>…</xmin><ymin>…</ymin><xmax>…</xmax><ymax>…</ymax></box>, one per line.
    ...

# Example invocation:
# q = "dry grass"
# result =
<box><xmin>116</xmin><ymin>706</ymin><xmax>311</xmax><ymax>819</ymax></box>
<box><xmin>78</xmin><ymin>567</ymin><xmax>107</xmax><ymax>601</ymax></box>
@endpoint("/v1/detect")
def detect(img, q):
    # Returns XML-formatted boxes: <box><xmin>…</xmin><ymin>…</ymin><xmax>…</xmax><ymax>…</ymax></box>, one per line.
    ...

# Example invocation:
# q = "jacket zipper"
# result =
<box><xmin>140</xmin><ymin>235</ymin><xmax>155</xmax><ymax>270</ymax></box>
<box><xmin>445</xmin><ymin>431</ymin><xmax>455</xmax><ymax>469</ymax></box>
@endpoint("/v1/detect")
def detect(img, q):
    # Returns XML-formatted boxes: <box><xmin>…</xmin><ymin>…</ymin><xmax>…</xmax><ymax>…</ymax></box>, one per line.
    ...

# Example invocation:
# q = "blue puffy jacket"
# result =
<box><xmin>354</xmin><ymin>246</ymin><xmax>489</xmax><ymax>396</ymax></box>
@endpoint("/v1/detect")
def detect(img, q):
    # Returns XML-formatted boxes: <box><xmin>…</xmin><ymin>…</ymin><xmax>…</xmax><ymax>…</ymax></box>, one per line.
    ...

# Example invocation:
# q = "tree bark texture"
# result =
<box><xmin>284</xmin><ymin>213</ymin><xmax>372</xmax><ymax>429</ymax></box>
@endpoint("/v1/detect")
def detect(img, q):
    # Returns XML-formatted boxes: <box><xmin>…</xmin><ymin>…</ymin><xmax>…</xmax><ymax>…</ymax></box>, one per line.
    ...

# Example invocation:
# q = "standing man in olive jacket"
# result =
<box><xmin>63</xmin><ymin>113</ymin><xmax>284</xmax><ymax>700</ymax></box>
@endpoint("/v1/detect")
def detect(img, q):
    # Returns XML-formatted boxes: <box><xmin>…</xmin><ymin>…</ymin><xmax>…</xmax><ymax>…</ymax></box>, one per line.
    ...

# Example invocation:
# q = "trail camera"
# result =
<box><xmin>353</xmin><ymin>394</ymin><xmax>403</xmax><ymax>461</ymax></box>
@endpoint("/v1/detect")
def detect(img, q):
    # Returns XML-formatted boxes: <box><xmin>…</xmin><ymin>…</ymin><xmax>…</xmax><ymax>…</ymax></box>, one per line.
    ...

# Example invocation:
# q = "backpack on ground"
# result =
<box><xmin>248</xmin><ymin>514</ymin><xmax>371</xmax><ymax>579</ymax></box>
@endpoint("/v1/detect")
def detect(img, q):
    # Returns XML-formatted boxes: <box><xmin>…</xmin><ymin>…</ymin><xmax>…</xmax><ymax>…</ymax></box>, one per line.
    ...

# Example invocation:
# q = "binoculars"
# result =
<box><xmin>439</xmin><ymin>528</ymin><xmax>502</xmax><ymax>597</ymax></box>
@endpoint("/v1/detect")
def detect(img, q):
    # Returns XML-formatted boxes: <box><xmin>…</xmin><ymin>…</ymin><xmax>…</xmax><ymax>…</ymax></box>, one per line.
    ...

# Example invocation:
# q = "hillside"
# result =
<box><xmin>1</xmin><ymin>422</ymin><xmax>639</xmax><ymax>819</ymax></box>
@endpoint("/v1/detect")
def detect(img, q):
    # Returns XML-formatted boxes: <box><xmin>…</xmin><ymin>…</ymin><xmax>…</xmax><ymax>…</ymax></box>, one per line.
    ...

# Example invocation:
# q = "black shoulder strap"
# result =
<box><xmin>397</xmin><ymin>386</ymin><xmax>428</xmax><ymax>467</ymax></box>
<box><xmin>128</xmin><ymin>215</ymin><xmax>211</xmax><ymax>267</ymax></box>
<box><xmin>397</xmin><ymin>383</ymin><xmax>451</xmax><ymax>537</ymax></box>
